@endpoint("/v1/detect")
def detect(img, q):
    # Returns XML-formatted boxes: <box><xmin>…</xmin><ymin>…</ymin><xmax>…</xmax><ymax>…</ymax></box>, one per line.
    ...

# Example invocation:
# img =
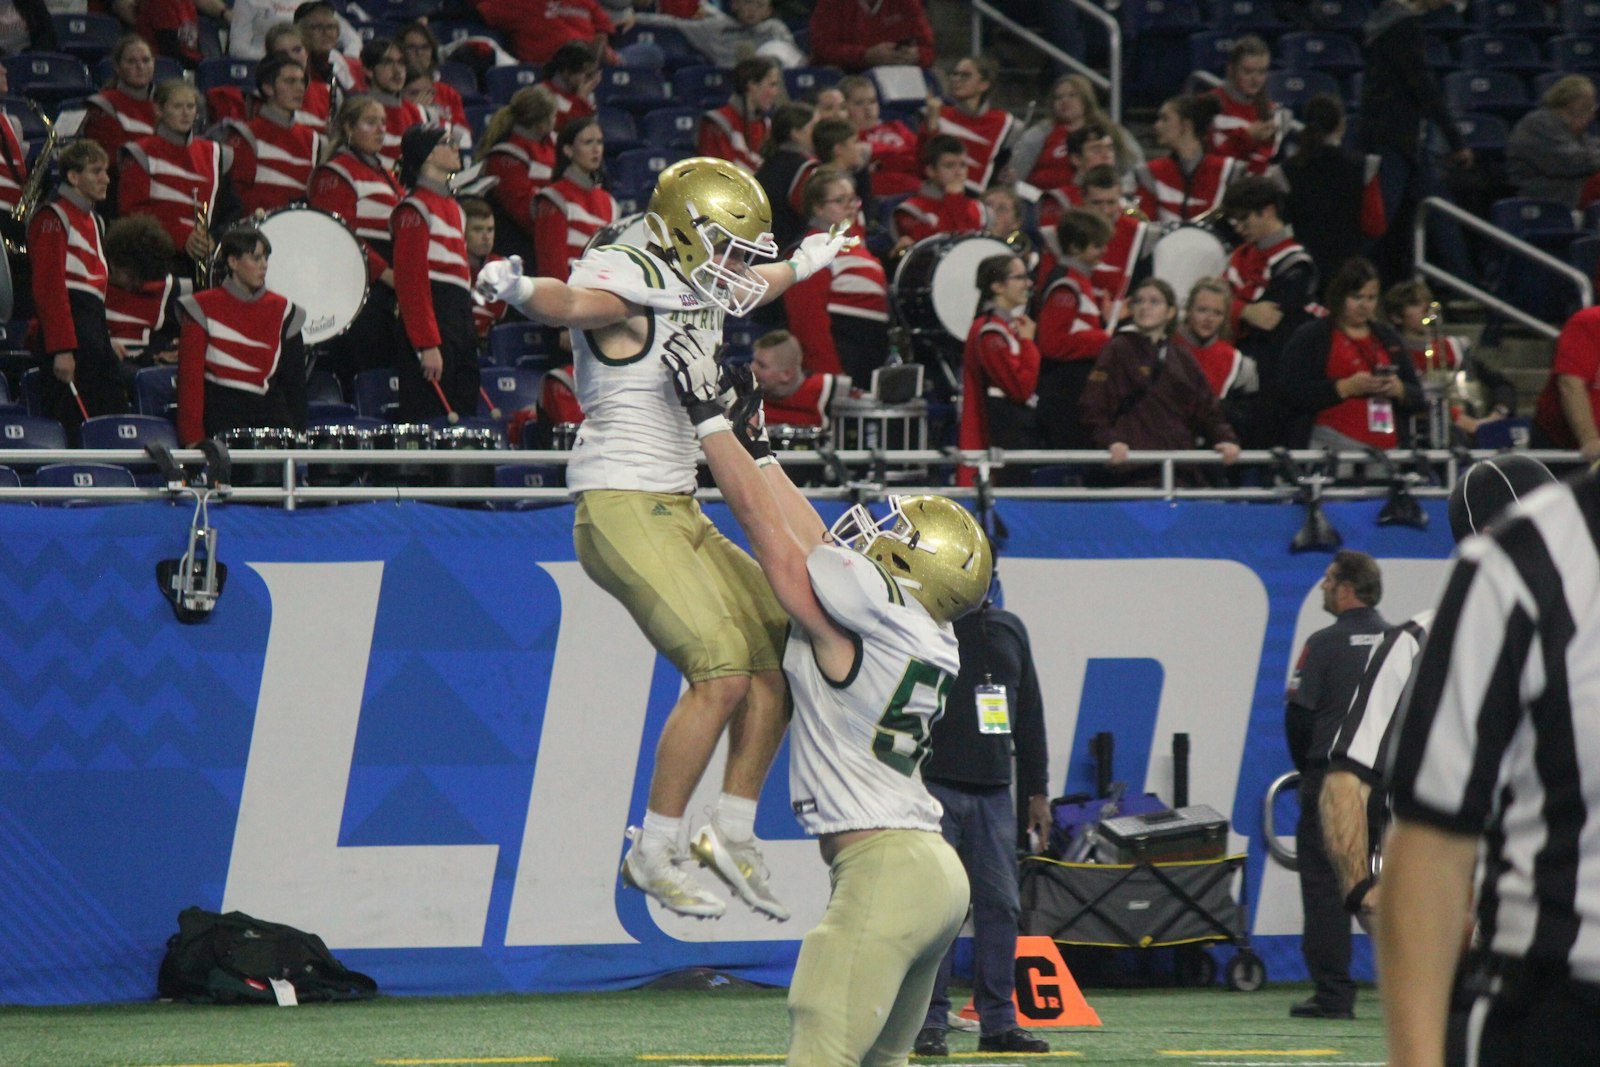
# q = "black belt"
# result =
<box><xmin>1461</xmin><ymin>950</ymin><xmax>1600</xmax><ymax>1009</ymax></box>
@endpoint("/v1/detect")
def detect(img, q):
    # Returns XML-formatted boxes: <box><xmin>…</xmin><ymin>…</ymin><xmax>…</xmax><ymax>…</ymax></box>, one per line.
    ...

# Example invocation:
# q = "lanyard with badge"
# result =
<box><xmin>972</xmin><ymin>606</ymin><xmax>1011</xmax><ymax>735</ymax></box>
<box><xmin>1355</xmin><ymin>334</ymin><xmax>1395</xmax><ymax>435</ymax></box>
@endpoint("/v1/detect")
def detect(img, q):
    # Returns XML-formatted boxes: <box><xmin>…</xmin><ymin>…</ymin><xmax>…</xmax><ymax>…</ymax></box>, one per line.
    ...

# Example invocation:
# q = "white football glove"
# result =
<box><xmin>661</xmin><ymin>323</ymin><xmax>729</xmax><ymax>437</ymax></box>
<box><xmin>474</xmin><ymin>254</ymin><xmax>534</xmax><ymax>307</ymax></box>
<box><xmin>789</xmin><ymin>226</ymin><xmax>859</xmax><ymax>283</ymax></box>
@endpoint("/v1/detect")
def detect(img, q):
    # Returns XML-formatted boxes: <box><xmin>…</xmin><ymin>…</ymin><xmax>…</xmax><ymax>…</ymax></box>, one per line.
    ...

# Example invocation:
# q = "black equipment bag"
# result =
<box><xmin>157</xmin><ymin>906</ymin><xmax>379</xmax><ymax>1004</ymax></box>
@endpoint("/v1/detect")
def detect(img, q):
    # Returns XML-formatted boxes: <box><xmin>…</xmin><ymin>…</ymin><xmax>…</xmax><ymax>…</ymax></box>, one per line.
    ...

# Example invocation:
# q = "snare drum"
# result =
<box><xmin>370</xmin><ymin>423</ymin><xmax>433</xmax><ymax>486</ymax></box>
<box><xmin>551</xmin><ymin>421</ymin><xmax>582</xmax><ymax>450</ymax></box>
<box><xmin>433</xmin><ymin>425</ymin><xmax>502</xmax><ymax>488</ymax></box>
<box><xmin>1150</xmin><ymin>222</ymin><xmax>1234</xmax><ymax>311</ymax></box>
<box><xmin>304</xmin><ymin>424</ymin><xmax>371</xmax><ymax>486</ymax></box>
<box><xmin>769</xmin><ymin>425</ymin><xmax>825</xmax><ymax>451</ymax></box>
<box><xmin>585</xmin><ymin>212</ymin><xmax>651</xmax><ymax>254</ymax></box>
<box><xmin>223</xmin><ymin>207</ymin><xmax>370</xmax><ymax>345</ymax></box>
<box><xmin>829</xmin><ymin>396</ymin><xmax>929</xmax><ymax>484</ymax></box>
<box><xmin>219</xmin><ymin>426</ymin><xmax>303</xmax><ymax>487</ymax></box>
<box><xmin>892</xmin><ymin>232</ymin><xmax>1013</xmax><ymax>341</ymax></box>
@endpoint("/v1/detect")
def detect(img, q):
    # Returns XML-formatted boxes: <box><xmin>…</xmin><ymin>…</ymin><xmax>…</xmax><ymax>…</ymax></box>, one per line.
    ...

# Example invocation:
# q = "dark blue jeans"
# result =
<box><xmin>921</xmin><ymin>781</ymin><xmax>1021</xmax><ymax>1036</ymax></box>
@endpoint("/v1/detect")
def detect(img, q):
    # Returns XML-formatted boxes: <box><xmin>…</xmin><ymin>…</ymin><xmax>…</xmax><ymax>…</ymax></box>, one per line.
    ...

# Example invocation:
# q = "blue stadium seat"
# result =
<box><xmin>1457</xmin><ymin>33</ymin><xmax>1545</xmax><ymax>75</ymax></box>
<box><xmin>613</xmin><ymin>24</ymin><xmax>698</xmax><ymax>69</ymax></box>
<box><xmin>485</xmin><ymin>321</ymin><xmax>546</xmax><ymax>367</ymax></box>
<box><xmin>1279</xmin><ymin>31</ymin><xmax>1365</xmax><ymax>77</ymax></box>
<box><xmin>0</xmin><ymin>465</ymin><xmax>19</xmax><ymax>490</ymax></box>
<box><xmin>1570</xmin><ymin>234</ymin><xmax>1600</xmax><ymax>283</ymax></box>
<box><xmin>1442</xmin><ymin>69</ymin><xmax>1529</xmax><ymax>120</ymax></box>
<box><xmin>1487</xmin><ymin>197</ymin><xmax>1581</xmax><ymax>321</ymax></box>
<box><xmin>1266</xmin><ymin>70</ymin><xmax>1342</xmax><ymax>110</ymax></box>
<box><xmin>1491</xmin><ymin>197</ymin><xmax>1579</xmax><ymax>245</ymax></box>
<box><xmin>484</xmin><ymin>64</ymin><xmax>541</xmax><ymax>106</ymax></box>
<box><xmin>50</xmin><ymin>13</ymin><xmax>120</xmax><ymax>61</ymax></box>
<box><xmin>0</xmin><ymin>96</ymin><xmax>45</xmax><ymax>140</ymax></box>
<box><xmin>34</xmin><ymin>462</ymin><xmax>136</xmax><ymax>504</ymax></box>
<box><xmin>1311</xmin><ymin>0</ymin><xmax>1370</xmax><ymax>30</ymax></box>
<box><xmin>1455</xmin><ymin>112</ymin><xmax>1511</xmax><ymax>158</ymax></box>
<box><xmin>133</xmin><ymin>365</ymin><xmax>178</xmax><ymax>419</ymax></box>
<box><xmin>595</xmin><ymin>65</ymin><xmax>667</xmax><ymax>116</ymax></box>
<box><xmin>479</xmin><ymin>366</ymin><xmax>542</xmax><ymax>420</ymax></box>
<box><xmin>353</xmin><ymin>368</ymin><xmax>400</xmax><ymax>419</ymax></box>
<box><xmin>95</xmin><ymin>54</ymin><xmax>183</xmax><ymax>86</ymax></box>
<box><xmin>1419</xmin><ymin>2</ymin><xmax>1471</xmax><ymax>37</ymax></box>
<box><xmin>641</xmin><ymin>106</ymin><xmax>701</xmax><ymax>151</ymax></box>
<box><xmin>1533</xmin><ymin>71</ymin><xmax>1577</xmax><ymax>100</ymax></box>
<box><xmin>1189</xmin><ymin>31</ymin><xmax>1240</xmax><ymax>78</ymax></box>
<box><xmin>615</xmin><ymin>40</ymin><xmax>665</xmax><ymax>72</ymax></box>
<box><xmin>610</xmin><ymin>147</ymin><xmax>680</xmax><ymax>201</ymax></box>
<box><xmin>1564</xmin><ymin>0</ymin><xmax>1600</xmax><ymax>32</ymax></box>
<box><xmin>1208</xmin><ymin>0</ymin><xmax>1282</xmax><ymax>32</ymax></box>
<box><xmin>436</xmin><ymin>60</ymin><xmax>480</xmax><ymax>101</ymax></box>
<box><xmin>1551</xmin><ymin>35</ymin><xmax>1600</xmax><ymax>72</ymax></box>
<box><xmin>1122</xmin><ymin>0</ymin><xmax>1204</xmax><ymax>103</ymax></box>
<box><xmin>0</xmin><ymin>413</ymin><xmax>68</xmax><ymax>450</ymax></box>
<box><xmin>3</xmin><ymin>52</ymin><xmax>92</xmax><ymax>106</ymax></box>
<box><xmin>672</xmin><ymin>65</ymin><xmax>731</xmax><ymax>109</ymax></box>
<box><xmin>19</xmin><ymin>367</ymin><xmax>43</xmax><ymax>416</ymax></box>
<box><xmin>196</xmin><ymin>57</ymin><xmax>256</xmax><ymax>92</ymax></box>
<box><xmin>0</xmin><ymin>373</ymin><xmax>10</xmax><ymax>407</ymax></box>
<box><xmin>465</xmin><ymin>103</ymin><xmax>495</xmax><ymax>142</ymax></box>
<box><xmin>79</xmin><ymin>413</ymin><xmax>179</xmax><ymax>451</ymax></box>
<box><xmin>785</xmin><ymin>66</ymin><xmax>842</xmax><ymax>101</ymax></box>
<box><xmin>308</xmin><ymin>401</ymin><xmax>360</xmax><ymax>424</ymax></box>
<box><xmin>1423</xmin><ymin>35</ymin><xmax>1459</xmax><ymax>73</ymax></box>
<box><xmin>596</xmin><ymin>106</ymin><xmax>642</xmax><ymax>154</ymax></box>
<box><xmin>1473</xmin><ymin>0</ymin><xmax>1551</xmax><ymax>32</ymax></box>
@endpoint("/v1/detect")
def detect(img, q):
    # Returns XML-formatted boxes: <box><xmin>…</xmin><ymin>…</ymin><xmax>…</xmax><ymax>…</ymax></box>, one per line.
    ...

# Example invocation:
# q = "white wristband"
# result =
<box><xmin>694</xmin><ymin>413</ymin><xmax>731</xmax><ymax>439</ymax></box>
<box><xmin>755</xmin><ymin>454</ymin><xmax>779</xmax><ymax>468</ymax></box>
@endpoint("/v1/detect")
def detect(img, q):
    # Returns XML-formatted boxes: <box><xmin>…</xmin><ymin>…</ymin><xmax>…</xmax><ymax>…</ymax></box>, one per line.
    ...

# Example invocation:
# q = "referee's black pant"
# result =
<box><xmin>1459</xmin><ymin>956</ymin><xmax>1600</xmax><ymax>1066</ymax></box>
<box><xmin>1297</xmin><ymin>769</ymin><xmax>1355</xmax><ymax>1012</ymax></box>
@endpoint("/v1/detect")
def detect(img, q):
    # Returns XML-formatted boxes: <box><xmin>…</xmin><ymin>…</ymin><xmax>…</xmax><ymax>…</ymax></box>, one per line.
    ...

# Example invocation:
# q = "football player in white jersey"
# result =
<box><xmin>474</xmin><ymin>158</ymin><xmax>852</xmax><ymax>920</ymax></box>
<box><xmin>661</xmin><ymin>323</ymin><xmax>994</xmax><ymax>1066</ymax></box>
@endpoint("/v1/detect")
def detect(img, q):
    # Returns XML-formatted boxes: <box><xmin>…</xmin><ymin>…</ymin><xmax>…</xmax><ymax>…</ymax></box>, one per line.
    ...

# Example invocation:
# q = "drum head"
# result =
<box><xmin>1151</xmin><ymin>225</ymin><xmax>1232</xmax><ymax>311</ymax></box>
<box><xmin>586</xmin><ymin>212</ymin><xmax>651</xmax><ymax>254</ymax></box>
<box><xmin>894</xmin><ymin>234</ymin><xmax>1012</xmax><ymax>340</ymax></box>
<box><xmin>248</xmin><ymin>208</ymin><xmax>370</xmax><ymax>346</ymax></box>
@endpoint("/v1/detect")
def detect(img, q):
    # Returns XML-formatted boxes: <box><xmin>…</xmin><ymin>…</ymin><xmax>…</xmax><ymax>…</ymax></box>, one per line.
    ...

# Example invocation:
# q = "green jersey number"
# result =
<box><xmin>872</xmin><ymin>659</ymin><xmax>952</xmax><ymax>776</ymax></box>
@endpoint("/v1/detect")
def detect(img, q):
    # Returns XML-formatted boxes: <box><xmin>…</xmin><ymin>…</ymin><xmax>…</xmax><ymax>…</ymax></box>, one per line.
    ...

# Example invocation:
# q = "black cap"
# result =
<box><xmin>400</xmin><ymin>124</ymin><xmax>448</xmax><ymax>185</ymax></box>
<box><xmin>1447</xmin><ymin>454</ymin><xmax>1557</xmax><ymax>542</ymax></box>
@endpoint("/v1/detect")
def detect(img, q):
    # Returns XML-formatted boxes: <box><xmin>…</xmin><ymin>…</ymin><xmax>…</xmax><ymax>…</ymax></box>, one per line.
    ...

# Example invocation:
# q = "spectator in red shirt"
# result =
<box><xmin>697</xmin><ymin>56</ymin><xmax>782</xmax><ymax>174</ymax></box>
<box><xmin>927</xmin><ymin>55</ymin><xmax>1015</xmax><ymax>194</ymax></box>
<box><xmin>751</xmin><ymin>329</ymin><xmax>845</xmax><ymax>429</ymax></box>
<box><xmin>1209</xmin><ymin>36</ymin><xmax>1284</xmax><ymax>177</ymax></box>
<box><xmin>397</xmin><ymin>21</ymin><xmax>469</xmax><ymax>133</ymax></box>
<box><xmin>137</xmin><ymin>0</ymin><xmax>231</xmax><ymax>69</ymax></box>
<box><xmin>1533</xmin><ymin>305</ymin><xmax>1600</xmax><ymax>460</ymax></box>
<box><xmin>476</xmin><ymin>0</ymin><xmax>620</xmax><ymax>67</ymax></box>
<box><xmin>890</xmin><ymin>134</ymin><xmax>984</xmax><ymax>252</ymax></box>
<box><xmin>839</xmin><ymin>73</ymin><xmax>921</xmax><ymax>198</ymax></box>
<box><xmin>295</xmin><ymin>1</ymin><xmax>367</xmax><ymax>106</ymax></box>
<box><xmin>479</xmin><ymin>86</ymin><xmax>559</xmax><ymax>264</ymax></box>
<box><xmin>536</xmin><ymin>42</ymin><xmax>602</xmax><ymax>134</ymax></box>
<box><xmin>808</xmin><ymin>0</ymin><xmax>934</xmax><ymax>72</ymax></box>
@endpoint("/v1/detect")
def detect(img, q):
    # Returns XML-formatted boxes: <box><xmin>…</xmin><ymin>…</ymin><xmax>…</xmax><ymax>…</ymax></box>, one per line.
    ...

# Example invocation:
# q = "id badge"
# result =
<box><xmin>975</xmin><ymin>684</ymin><xmax>1010</xmax><ymax>735</ymax></box>
<box><xmin>1367</xmin><ymin>398</ymin><xmax>1394</xmax><ymax>435</ymax></box>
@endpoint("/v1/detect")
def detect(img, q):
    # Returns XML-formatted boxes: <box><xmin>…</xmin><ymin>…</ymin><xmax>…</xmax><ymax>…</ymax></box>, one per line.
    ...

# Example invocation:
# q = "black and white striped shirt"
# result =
<box><xmin>1388</xmin><ymin>471</ymin><xmax>1600</xmax><ymax>983</ymax></box>
<box><xmin>1329</xmin><ymin>613</ymin><xmax>1432</xmax><ymax>783</ymax></box>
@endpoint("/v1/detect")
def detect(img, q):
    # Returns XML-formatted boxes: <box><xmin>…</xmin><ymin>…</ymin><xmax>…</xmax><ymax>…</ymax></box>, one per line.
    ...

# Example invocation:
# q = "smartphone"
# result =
<box><xmin>1373</xmin><ymin>364</ymin><xmax>1396</xmax><ymax>377</ymax></box>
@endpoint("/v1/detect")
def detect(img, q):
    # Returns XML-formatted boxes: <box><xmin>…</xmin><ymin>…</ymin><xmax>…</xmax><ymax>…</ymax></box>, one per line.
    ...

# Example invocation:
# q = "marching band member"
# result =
<box><xmin>891</xmin><ymin>135</ymin><xmax>984</xmax><ymax>250</ymax></box>
<box><xmin>1035</xmin><ymin>123</ymin><xmax>1120</xmax><ymax>230</ymax></box>
<box><xmin>85</xmin><ymin>35</ymin><xmax>159</xmax><ymax>187</ymax></box>
<box><xmin>267</xmin><ymin>23</ymin><xmax>332</xmax><ymax>131</ymax></box>
<box><xmin>397</xmin><ymin>21</ymin><xmax>469</xmax><ymax>133</ymax></box>
<box><xmin>959</xmin><ymin>253</ymin><xmax>1040</xmax><ymax>487</ymax></box>
<box><xmin>750</xmin><ymin>328</ymin><xmax>844</xmax><ymax>429</ymax></box>
<box><xmin>1012</xmin><ymin>74</ymin><xmax>1142</xmax><ymax>196</ymax></box>
<box><xmin>1046</xmin><ymin>164</ymin><xmax>1150</xmax><ymax>317</ymax></box>
<box><xmin>754</xmin><ymin>102</ymin><xmax>818</xmax><ymax>252</ymax></box>
<box><xmin>1034</xmin><ymin>207</ymin><xmax>1111</xmax><ymax>450</ymax></box>
<box><xmin>1382</xmin><ymin>279</ymin><xmax>1515</xmax><ymax>442</ymax></box>
<box><xmin>118</xmin><ymin>80</ymin><xmax>229</xmax><ymax>283</ymax></box>
<box><xmin>137</xmin><ymin>0</ymin><xmax>232</xmax><ymax>69</ymax></box>
<box><xmin>1175</xmin><ymin>276</ymin><xmax>1256</xmax><ymax>402</ymax></box>
<box><xmin>0</xmin><ymin>64</ymin><xmax>28</xmax><ymax>234</ymax></box>
<box><xmin>927</xmin><ymin>55</ymin><xmax>1014</xmax><ymax>195</ymax></box>
<box><xmin>391</xmin><ymin>125</ymin><xmax>478</xmax><ymax>422</ymax></box>
<box><xmin>1221</xmin><ymin>176</ymin><xmax>1320</xmax><ymax>372</ymax></box>
<box><xmin>29</xmin><ymin>140</ymin><xmax>131</xmax><ymax>432</ymax></box>
<box><xmin>308</xmin><ymin>94</ymin><xmax>404</xmax><ymax>383</ymax></box>
<box><xmin>1135</xmin><ymin>93</ymin><xmax>1239</xmax><ymax>224</ymax></box>
<box><xmin>533</xmin><ymin>116</ymin><xmax>616</xmax><ymax>283</ymax></box>
<box><xmin>535</xmin><ymin>41</ymin><xmax>602</xmax><ymax>134</ymax></box>
<box><xmin>296</xmin><ymin>1</ymin><xmax>367</xmax><ymax>111</ymax></box>
<box><xmin>222</xmin><ymin>56</ymin><xmax>322</xmax><ymax>218</ymax></box>
<box><xmin>363</xmin><ymin>37</ymin><xmax>427</xmax><ymax>170</ymax></box>
<box><xmin>176</xmin><ymin>226</ymin><xmax>308</xmax><ymax>446</ymax></box>
<box><xmin>783</xmin><ymin>167</ymin><xmax>889</xmax><ymax>381</ymax></box>
<box><xmin>480</xmin><ymin>86</ymin><xmax>558</xmax><ymax>265</ymax></box>
<box><xmin>838</xmin><ymin>74</ymin><xmax>920</xmax><ymax>199</ymax></box>
<box><xmin>1209</xmin><ymin>36</ymin><xmax>1284</xmax><ymax>177</ymax></box>
<box><xmin>464</xmin><ymin>198</ymin><xmax>507</xmax><ymax>343</ymax></box>
<box><xmin>104</xmin><ymin>215</ymin><xmax>184</xmax><ymax>390</ymax></box>
<box><xmin>697</xmin><ymin>56</ymin><xmax>780</xmax><ymax>174</ymax></box>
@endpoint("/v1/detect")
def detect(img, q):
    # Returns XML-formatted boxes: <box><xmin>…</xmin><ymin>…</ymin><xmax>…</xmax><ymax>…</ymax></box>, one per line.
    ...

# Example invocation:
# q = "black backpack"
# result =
<box><xmin>157</xmin><ymin>907</ymin><xmax>379</xmax><ymax>1004</ymax></box>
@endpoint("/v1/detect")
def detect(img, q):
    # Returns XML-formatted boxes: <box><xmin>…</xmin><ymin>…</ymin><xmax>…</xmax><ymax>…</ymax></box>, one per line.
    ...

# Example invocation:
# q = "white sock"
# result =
<box><xmin>713</xmin><ymin>793</ymin><xmax>758</xmax><ymax>843</ymax></box>
<box><xmin>641</xmin><ymin>810</ymin><xmax>681</xmax><ymax>856</ymax></box>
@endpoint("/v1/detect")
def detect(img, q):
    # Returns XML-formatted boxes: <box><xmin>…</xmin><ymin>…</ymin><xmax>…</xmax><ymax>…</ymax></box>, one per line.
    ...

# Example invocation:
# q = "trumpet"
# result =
<box><xmin>192</xmin><ymin>194</ymin><xmax>212</xmax><ymax>289</ymax></box>
<box><xmin>6</xmin><ymin>99</ymin><xmax>56</xmax><ymax>255</ymax></box>
<box><xmin>1420</xmin><ymin>301</ymin><xmax>1454</xmax><ymax>448</ymax></box>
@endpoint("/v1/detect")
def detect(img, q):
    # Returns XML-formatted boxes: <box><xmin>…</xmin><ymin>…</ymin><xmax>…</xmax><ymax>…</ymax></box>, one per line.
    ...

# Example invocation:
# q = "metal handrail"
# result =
<box><xmin>970</xmin><ymin>0</ymin><xmax>1122</xmax><ymax>122</ymax></box>
<box><xmin>1414</xmin><ymin>195</ymin><xmax>1594</xmax><ymax>339</ymax></box>
<box><xmin>0</xmin><ymin>445</ymin><xmax>1584</xmax><ymax>506</ymax></box>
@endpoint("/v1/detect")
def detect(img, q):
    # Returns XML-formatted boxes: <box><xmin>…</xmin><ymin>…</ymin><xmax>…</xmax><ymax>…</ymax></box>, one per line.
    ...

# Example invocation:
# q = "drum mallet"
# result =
<box><xmin>429</xmin><ymin>379</ymin><xmax>460</xmax><ymax>424</ymax></box>
<box><xmin>478</xmin><ymin>387</ymin><xmax>502</xmax><ymax>420</ymax></box>
<box><xmin>68</xmin><ymin>381</ymin><xmax>89</xmax><ymax>422</ymax></box>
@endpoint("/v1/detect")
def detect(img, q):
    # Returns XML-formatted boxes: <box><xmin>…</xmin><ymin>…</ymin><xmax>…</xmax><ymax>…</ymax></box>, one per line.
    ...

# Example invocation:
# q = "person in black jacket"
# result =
<box><xmin>1283</xmin><ymin>94</ymin><xmax>1386</xmax><ymax>292</ymax></box>
<box><xmin>1356</xmin><ymin>0</ymin><xmax>1473</xmax><ymax>284</ymax></box>
<box><xmin>913</xmin><ymin>588</ymin><xmax>1052</xmax><ymax>1058</ymax></box>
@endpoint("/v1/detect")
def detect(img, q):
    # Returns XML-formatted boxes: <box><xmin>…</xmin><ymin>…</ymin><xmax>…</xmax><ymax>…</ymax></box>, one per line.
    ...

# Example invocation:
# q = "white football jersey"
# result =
<box><xmin>787</xmin><ymin>544</ymin><xmax>961</xmax><ymax>836</ymax></box>
<box><xmin>565</xmin><ymin>244</ymin><xmax>726</xmax><ymax>494</ymax></box>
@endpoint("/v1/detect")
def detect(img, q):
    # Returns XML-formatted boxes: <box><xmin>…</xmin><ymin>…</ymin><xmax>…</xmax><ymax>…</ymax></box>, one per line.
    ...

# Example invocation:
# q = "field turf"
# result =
<box><xmin>0</xmin><ymin>984</ymin><xmax>1388</xmax><ymax>1067</ymax></box>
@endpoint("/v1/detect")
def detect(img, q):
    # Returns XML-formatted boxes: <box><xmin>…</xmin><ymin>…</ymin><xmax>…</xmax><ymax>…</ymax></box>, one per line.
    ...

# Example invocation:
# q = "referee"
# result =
<box><xmin>1380</xmin><ymin>467</ymin><xmax>1600</xmax><ymax>1067</ymax></box>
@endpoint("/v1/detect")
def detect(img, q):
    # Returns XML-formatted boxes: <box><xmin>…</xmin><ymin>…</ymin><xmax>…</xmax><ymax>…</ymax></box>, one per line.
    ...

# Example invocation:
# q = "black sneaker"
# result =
<box><xmin>977</xmin><ymin>1027</ymin><xmax>1050</xmax><ymax>1053</ymax></box>
<box><xmin>913</xmin><ymin>1027</ymin><xmax>948</xmax><ymax>1056</ymax></box>
<box><xmin>1289</xmin><ymin>997</ymin><xmax>1354</xmax><ymax>1020</ymax></box>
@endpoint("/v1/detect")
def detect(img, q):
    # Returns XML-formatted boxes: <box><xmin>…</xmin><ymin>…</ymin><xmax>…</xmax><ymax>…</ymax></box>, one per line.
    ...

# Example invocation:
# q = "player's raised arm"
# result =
<box><xmin>474</xmin><ymin>254</ymin><xmax>632</xmax><ymax>330</ymax></box>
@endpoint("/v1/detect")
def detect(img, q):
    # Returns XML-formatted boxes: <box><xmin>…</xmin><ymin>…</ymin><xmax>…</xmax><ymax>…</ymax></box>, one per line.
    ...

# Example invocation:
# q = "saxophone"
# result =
<box><xmin>6</xmin><ymin>99</ymin><xmax>56</xmax><ymax>255</ymax></box>
<box><xmin>192</xmin><ymin>194</ymin><xmax>212</xmax><ymax>288</ymax></box>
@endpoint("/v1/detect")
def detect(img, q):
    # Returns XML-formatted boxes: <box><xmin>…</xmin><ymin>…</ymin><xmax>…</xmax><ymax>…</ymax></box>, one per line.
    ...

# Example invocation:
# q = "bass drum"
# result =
<box><xmin>892</xmin><ymin>232</ymin><xmax>1013</xmax><ymax>341</ymax></box>
<box><xmin>220</xmin><ymin>206</ymin><xmax>370</xmax><ymax>346</ymax></box>
<box><xmin>585</xmin><ymin>212</ymin><xmax>651</xmax><ymax>254</ymax></box>
<box><xmin>1151</xmin><ymin>222</ymin><xmax>1233</xmax><ymax>311</ymax></box>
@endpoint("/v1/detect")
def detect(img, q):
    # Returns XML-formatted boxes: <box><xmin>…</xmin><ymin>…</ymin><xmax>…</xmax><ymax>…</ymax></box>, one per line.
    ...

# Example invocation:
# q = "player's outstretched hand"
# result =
<box><xmin>727</xmin><ymin>383</ymin><xmax>773</xmax><ymax>463</ymax></box>
<box><xmin>790</xmin><ymin>226</ymin><xmax>858</xmax><ymax>282</ymax></box>
<box><xmin>661</xmin><ymin>324</ymin><xmax>728</xmax><ymax>436</ymax></box>
<box><xmin>475</xmin><ymin>255</ymin><xmax>532</xmax><ymax>307</ymax></box>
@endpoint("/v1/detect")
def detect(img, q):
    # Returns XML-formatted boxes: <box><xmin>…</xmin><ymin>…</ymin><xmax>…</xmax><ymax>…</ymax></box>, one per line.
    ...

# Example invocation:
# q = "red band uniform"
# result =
<box><xmin>118</xmin><ymin>130</ymin><xmax>228</xmax><ymax>270</ymax></box>
<box><xmin>1208</xmin><ymin>86</ymin><xmax>1281</xmax><ymax>177</ymax></box>
<box><xmin>782</xmin><ymin>224</ymin><xmax>889</xmax><ymax>380</ymax></box>
<box><xmin>1033</xmin><ymin>255</ymin><xmax>1109</xmax><ymax>449</ymax></box>
<box><xmin>391</xmin><ymin>176</ymin><xmax>478</xmax><ymax>421</ymax></box>
<box><xmin>935</xmin><ymin>107</ymin><xmax>1015</xmax><ymax>196</ymax></box>
<box><xmin>891</xmin><ymin>185</ymin><xmax>984</xmax><ymax>245</ymax></box>
<box><xmin>958</xmin><ymin>306</ymin><xmax>1041</xmax><ymax>487</ymax></box>
<box><xmin>85</xmin><ymin>84</ymin><xmax>158</xmax><ymax>175</ymax></box>
<box><xmin>532</xmin><ymin>167</ymin><xmax>617</xmax><ymax>281</ymax></box>
<box><xmin>223</xmin><ymin>106</ymin><xmax>323</xmax><ymax>216</ymax></box>
<box><xmin>1135</xmin><ymin>153</ymin><xmax>1238</xmax><ymax>224</ymax></box>
<box><xmin>697</xmin><ymin>104</ymin><xmax>768</xmax><ymax>173</ymax></box>
<box><xmin>176</xmin><ymin>276</ymin><xmax>308</xmax><ymax>445</ymax></box>
<box><xmin>482</xmin><ymin>129</ymin><xmax>556</xmax><ymax>264</ymax></box>
<box><xmin>308</xmin><ymin>146</ymin><xmax>403</xmax><ymax>379</ymax></box>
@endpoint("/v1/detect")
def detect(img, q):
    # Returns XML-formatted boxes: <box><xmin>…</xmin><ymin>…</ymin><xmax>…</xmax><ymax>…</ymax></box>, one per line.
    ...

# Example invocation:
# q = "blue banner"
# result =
<box><xmin>0</xmin><ymin>498</ymin><xmax>1456</xmax><ymax>1004</ymax></box>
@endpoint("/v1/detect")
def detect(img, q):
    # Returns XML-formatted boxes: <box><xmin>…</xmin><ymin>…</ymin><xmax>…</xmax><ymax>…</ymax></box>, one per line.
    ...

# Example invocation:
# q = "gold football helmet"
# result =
<box><xmin>644</xmin><ymin>156</ymin><xmax>778</xmax><ymax>316</ymax></box>
<box><xmin>829</xmin><ymin>496</ymin><xmax>994</xmax><ymax>624</ymax></box>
